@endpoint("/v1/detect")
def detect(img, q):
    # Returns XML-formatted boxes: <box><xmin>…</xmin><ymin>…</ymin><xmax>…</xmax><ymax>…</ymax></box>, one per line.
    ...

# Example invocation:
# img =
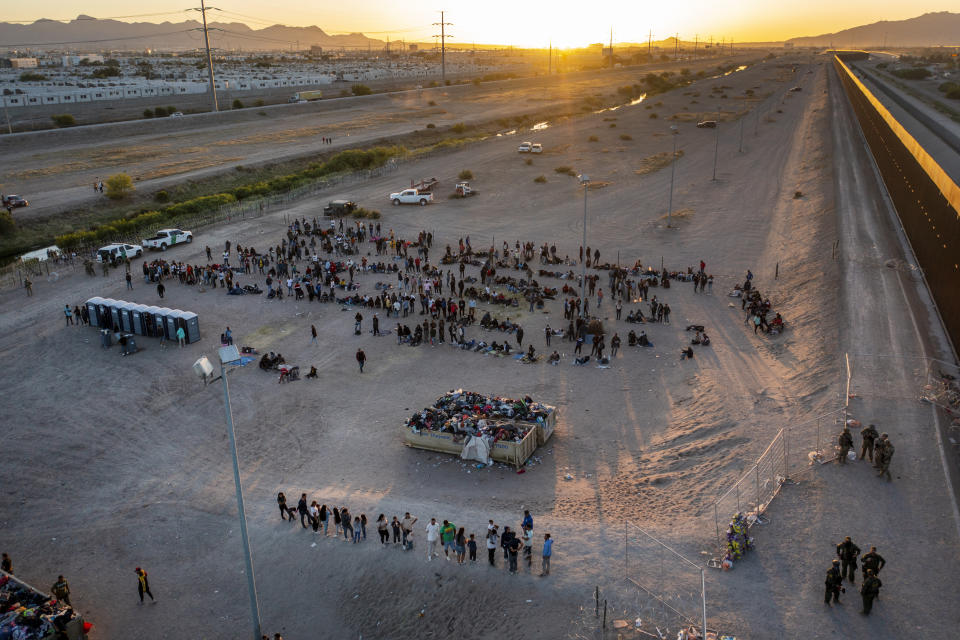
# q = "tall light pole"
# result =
<box><xmin>195</xmin><ymin>346</ymin><xmax>261</xmax><ymax>640</ymax></box>
<box><xmin>711</xmin><ymin>106</ymin><xmax>720</xmax><ymax>181</ymax></box>
<box><xmin>667</xmin><ymin>125</ymin><xmax>679</xmax><ymax>228</ymax></box>
<box><xmin>577</xmin><ymin>173</ymin><xmax>590</xmax><ymax>314</ymax></box>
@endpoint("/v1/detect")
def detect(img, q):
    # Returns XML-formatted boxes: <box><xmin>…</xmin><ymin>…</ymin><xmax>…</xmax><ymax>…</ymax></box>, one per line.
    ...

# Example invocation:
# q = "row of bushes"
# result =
<box><xmin>55</xmin><ymin>145</ymin><xmax>407</xmax><ymax>250</ymax></box>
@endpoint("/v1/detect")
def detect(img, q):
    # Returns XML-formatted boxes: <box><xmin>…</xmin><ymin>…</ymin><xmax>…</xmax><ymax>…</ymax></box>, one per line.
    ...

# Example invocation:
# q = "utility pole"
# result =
<box><xmin>675</xmin><ymin>33</ymin><xmax>679</xmax><ymax>59</ymax></box>
<box><xmin>694</xmin><ymin>34</ymin><xmax>698</xmax><ymax>59</ymax></box>
<box><xmin>433</xmin><ymin>11</ymin><xmax>453</xmax><ymax>84</ymax></box>
<box><xmin>548</xmin><ymin>40</ymin><xmax>552</xmax><ymax>75</ymax></box>
<box><xmin>647</xmin><ymin>30</ymin><xmax>652</xmax><ymax>58</ymax></box>
<box><xmin>609</xmin><ymin>26</ymin><xmax>613</xmax><ymax>68</ymax></box>
<box><xmin>194</xmin><ymin>0</ymin><xmax>218</xmax><ymax>112</ymax></box>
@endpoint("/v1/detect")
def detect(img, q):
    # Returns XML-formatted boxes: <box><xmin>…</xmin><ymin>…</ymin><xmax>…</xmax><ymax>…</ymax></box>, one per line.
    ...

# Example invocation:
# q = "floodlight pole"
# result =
<box><xmin>218</xmin><ymin>357</ymin><xmax>262</xmax><ymax>640</ymax></box>
<box><xmin>667</xmin><ymin>126</ymin><xmax>678</xmax><ymax>228</ymax></box>
<box><xmin>712</xmin><ymin>106</ymin><xmax>720</xmax><ymax>181</ymax></box>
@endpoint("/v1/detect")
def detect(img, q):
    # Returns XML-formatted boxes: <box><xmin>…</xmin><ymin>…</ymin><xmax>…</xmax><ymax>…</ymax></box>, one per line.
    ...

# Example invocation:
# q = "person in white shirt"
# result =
<box><xmin>425</xmin><ymin>518</ymin><xmax>440</xmax><ymax>561</ymax></box>
<box><xmin>486</xmin><ymin>524</ymin><xmax>499</xmax><ymax>566</ymax></box>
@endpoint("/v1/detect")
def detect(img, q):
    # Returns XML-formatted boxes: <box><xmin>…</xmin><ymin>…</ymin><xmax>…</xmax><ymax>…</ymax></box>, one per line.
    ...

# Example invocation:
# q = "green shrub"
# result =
<box><xmin>426</xmin><ymin>123</ymin><xmax>436</xmax><ymax>128</ymax></box>
<box><xmin>153</xmin><ymin>106</ymin><xmax>168</xmax><ymax>117</ymax></box>
<box><xmin>649</xmin><ymin>113</ymin><xmax>658</xmax><ymax>119</ymax></box>
<box><xmin>525</xmin><ymin>158</ymin><xmax>533</xmax><ymax>165</ymax></box>
<box><xmin>620</xmin><ymin>134</ymin><xmax>632</xmax><ymax>141</ymax></box>
<box><xmin>232</xmin><ymin>99</ymin><xmax>244</xmax><ymax>109</ymax></box>
<box><xmin>588</xmin><ymin>135</ymin><xmax>599</xmax><ymax>142</ymax></box>
<box><xmin>143</xmin><ymin>109</ymin><xmax>154</xmax><ymax>118</ymax></box>
<box><xmin>105</xmin><ymin>173</ymin><xmax>134</xmax><ymax>200</ymax></box>
<box><xmin>0</xmin><ymin>210</ymin><xmax>14</xmax><ymax>233</ymax></box>
<box><xmin>892</xmin><ymin>67</ymin><xmax>932</xmax><ymax>80</ymax></box>
<box><xmin>473</xmin><ymin>78</ymin><xmax>482</xmax><ymax>86</ymax></box>
<box><xmin>351</xmin><ymin>84</ymin><xmax>372</xmax><ymax>96</ymax></box>
<box><xmin>458</xmin><ymin>169</ymin><xmax>474</xmax><ymax>180</ymax></box>
<box><xmin>154</xmin><ymin>190</ymin><xmax>170</xmax><ymax>203</ymax></box>
<box><xmin>255</xmin><ymin>99</ymin><xmax>265</xmax><ymax>106</ymax></box>
<box><xmin>427</xmin><ymin>100</ymin><xmax>437</xmax><ymax>106</ymax></box>
<box><xmin>166</xmin><ymin>106</ymin><xmax>177</xmax><ymax>114</ymax></box>
<box><xmin>51</xmin><ymin>114</ymin><xmax>76</xmax><ymax>128</ymax></box>
<box><xmin>946</xmin><ymin>88</ymin><xmax>960</xmax><ymax>100</ymax></box>
<box><xmin>18</xmin><ymin>72</ymin><xmax>47</xmax><ymax>82</ymax></box>
<box><xmin>534</xmin><ymin>175</ymin><xmax>547</xmax><ymax>183</ymax></box>
<box><xmin>451</xmin><ymin>122</ymin><xmax>467</xmax><ymax>134</ymax></box>
<box><xmin>608</xmin><ymin>123</ymin><xmax>617</xmax><ymax>128</ymax></box>
<box><xmin>554</xmin><ymin>166</ymin><xmax>576</xmax><ymax>176</ymax></box>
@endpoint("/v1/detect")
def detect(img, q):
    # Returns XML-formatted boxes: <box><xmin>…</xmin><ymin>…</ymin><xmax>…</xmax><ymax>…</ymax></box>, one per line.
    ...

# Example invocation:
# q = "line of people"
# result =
<box><xmin>276</xmin><ymin>493</ymin><xmax>554</xmax><ymax>576</ymax></box>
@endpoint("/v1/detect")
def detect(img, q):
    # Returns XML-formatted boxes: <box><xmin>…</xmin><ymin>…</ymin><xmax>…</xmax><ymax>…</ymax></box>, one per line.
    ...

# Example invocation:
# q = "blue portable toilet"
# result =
<box><xmin>153</xmin><ymin>307</ymin><xmax>173</xmax><ymax>339</ymax></box>
<box><xmin>86</xmin><ymin>297</ymin><xmax>105</xmax><ymax>328</ymax></box>
<box><xmin>130</xmin><ymin>304</ymin><xmax>146</xmax><ymax>336</ymax></box>
<box><xmin>118</xmin><ymin>301</ymin><xmax>137</xmax><ymax>334</ymax></box>
<box><xmin>179</xmin><ymin>310</ymin><xmax>201</xmax><ymax>343</ymax></box>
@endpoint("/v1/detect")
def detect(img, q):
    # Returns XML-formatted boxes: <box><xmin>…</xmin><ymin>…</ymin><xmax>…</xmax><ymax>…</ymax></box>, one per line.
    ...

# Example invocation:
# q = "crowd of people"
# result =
<box><xmin>275</xmin><ymin>492</ymin><xmax>554</xmax><ymax>576</ymax></box>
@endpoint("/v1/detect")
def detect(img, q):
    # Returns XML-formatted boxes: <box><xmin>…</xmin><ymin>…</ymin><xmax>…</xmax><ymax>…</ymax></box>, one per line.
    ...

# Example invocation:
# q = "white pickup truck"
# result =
<box><xmin>389</xmin><ymin>189</ymin><xmax>433</xmax><ymax>206</ymax></box>
<box><xmin>142</xmin><ymin>228</ymin><xmax>193</xmax><ymax>251</ymax></box>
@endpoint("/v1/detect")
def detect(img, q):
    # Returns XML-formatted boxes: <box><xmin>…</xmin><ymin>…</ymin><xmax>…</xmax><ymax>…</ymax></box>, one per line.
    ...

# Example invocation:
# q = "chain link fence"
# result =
<box><xmin>624</xmin><ymin>521</ymin><xmax>707</xmax><ymax>638</ymax></box>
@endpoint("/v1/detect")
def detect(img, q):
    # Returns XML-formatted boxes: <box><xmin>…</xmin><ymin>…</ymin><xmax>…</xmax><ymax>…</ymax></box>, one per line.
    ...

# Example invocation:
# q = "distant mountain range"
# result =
<box><xmin>787</xmin><ymin>11</ymin><xmax>960</xmax><ymax>48</ymax></box>
<box><xmin>0</xmin><ymin>16</ymin><xmax>384</xmax><ymax>52</ymax></box>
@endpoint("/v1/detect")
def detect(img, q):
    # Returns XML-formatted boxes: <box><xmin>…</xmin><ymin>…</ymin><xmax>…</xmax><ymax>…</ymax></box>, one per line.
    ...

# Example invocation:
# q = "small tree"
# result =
<box><xmin>351</xmin><ymin>84</ymin><xmax>372</xmax><ymax>96</ymax></box>
<box><xmin>143</xmin><ymin>108</ymin><xmax>154</xmax><ymax>118</ymax></box>
<box><xmin>232</xmin><ymin>99</ymin><xmax>244</xmax><ymax>109</ymax></box>
<box><xmin>458</xmin><ymin>170</ymin><xmax>473</xmax><ymax>180</ymax></box>
<box><xmin>105</xmin><ymin>173</ymin><xmax>135</xmax><ymax>200</ymax></box>
<box><xmin>0</xmin><ymin>209</ymin><xmax>15</xmax><ymax>234</ymax></box>
<box><xmin>153</xmin><ymin>106</ymin><xmax>168</xmax><ymax>117</ymax></box>
<box><xmin>51</xmin><ymin>114</ymin><xmax>76</xmax><ymax>127</ymax></box>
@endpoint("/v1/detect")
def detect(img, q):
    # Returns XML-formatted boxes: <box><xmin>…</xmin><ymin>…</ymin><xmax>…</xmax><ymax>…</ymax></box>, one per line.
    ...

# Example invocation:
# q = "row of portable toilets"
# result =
<box><xmin>85</xmin><ymin>297</ymin><xmax>200</xmax><ymax>343</ymax></box>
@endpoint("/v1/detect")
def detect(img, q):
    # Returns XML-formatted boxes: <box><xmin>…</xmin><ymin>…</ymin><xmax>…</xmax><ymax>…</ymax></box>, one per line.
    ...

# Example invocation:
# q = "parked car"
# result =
<box><xmin>142</xmin><ymin>228</ymin><xmax>192</xmax><ymax>251</ymax></box>
<box><xmin>96</xmin><ymin>243</ymin><xmax>143</xmax><ymax>263</ymax></box>
<box><xmin>696</xmin><ymin>120</ymin><xmax>718</xmax><ymax>128</ymax></box>
<box><xmin>2</xmin><ymin>195</ymin><xmax>29</xmax><ymax>208</ymax></box>
<box><xmin>169</xmin><ymin>112</ymin><xmax>184</xmax><ymax>118</ymax></box>
<box><xmin>323</xmin><ymin>200</ymin><xmax>357</xmax><ymax>216</ymax></box>
<box><xmin>517</xmin><ymin>142</ymin><xmax>533</xmax><ymax>152</ymax></box>
<box><xmin>531</xmin><ymin>143</ymin><xmax>543</xmax><ymax>154</ymax></box>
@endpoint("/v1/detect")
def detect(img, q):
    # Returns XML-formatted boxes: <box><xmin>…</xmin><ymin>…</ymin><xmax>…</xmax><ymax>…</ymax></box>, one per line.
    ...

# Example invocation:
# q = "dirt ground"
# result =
<box><xmin>0</xmin><ymin>54</ymin><xmax>757</xmax><ymax>223</ymax></box>
<box><xmin>2</xmin><ymin>52</ymin><xmax>959</xmax><ymax>639</ymax></box>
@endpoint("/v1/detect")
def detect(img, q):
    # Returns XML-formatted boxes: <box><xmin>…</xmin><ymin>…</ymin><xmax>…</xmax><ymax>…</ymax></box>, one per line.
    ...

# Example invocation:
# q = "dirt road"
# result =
<box><xmin>0</xmin><ymin>55</ymin><xmax>757</xmax><ymax>223</ymax></box>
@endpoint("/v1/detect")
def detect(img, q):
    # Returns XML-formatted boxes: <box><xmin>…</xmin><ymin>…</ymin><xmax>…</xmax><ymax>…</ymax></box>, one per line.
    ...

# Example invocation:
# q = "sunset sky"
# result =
<box><xmin>4</xmin><ymin>1</ymin><xmax>955</xmax><ymax>47</ymax></box>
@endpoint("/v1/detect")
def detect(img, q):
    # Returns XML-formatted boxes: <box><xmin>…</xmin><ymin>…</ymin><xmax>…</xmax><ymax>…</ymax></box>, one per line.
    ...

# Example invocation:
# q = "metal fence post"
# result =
<box><xmin>714</xmin><ymin>502</ymin><xmax>721</xmax><ymax>556</ymax></box>
<box><xmin>701</xmin><ymin>569</ymin><xmax>708</xmax><ymax>640</ymax></box>
<box><xmin>755</xmin><ymin>464</ymin><xmax>761</xmax><ymax>517</ymax></box>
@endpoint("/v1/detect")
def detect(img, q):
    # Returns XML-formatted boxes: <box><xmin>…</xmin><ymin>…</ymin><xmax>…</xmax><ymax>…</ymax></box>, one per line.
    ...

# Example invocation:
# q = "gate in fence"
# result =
<box><xmin>624</xmin><ymin>521</ymin><xmax>707</xmax><ymax>638</ymax></box>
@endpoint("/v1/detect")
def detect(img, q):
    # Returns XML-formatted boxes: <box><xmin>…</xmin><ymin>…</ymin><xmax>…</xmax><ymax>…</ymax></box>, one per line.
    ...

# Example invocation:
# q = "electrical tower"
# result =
<box><xmin>433</xmin><ymin>11</ymin><xmax>454</xmax><ymax>84</ymax></box>
<box><xmin>191</xmin><ymin>0</ymin><xmax>218</xmax><ymax>112</ymax></box>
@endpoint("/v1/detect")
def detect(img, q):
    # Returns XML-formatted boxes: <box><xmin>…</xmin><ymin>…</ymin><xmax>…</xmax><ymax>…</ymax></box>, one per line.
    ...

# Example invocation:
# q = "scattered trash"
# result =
<box><xmin>564</xmin><ymin>473</ymin><xmax>574</xmax><ymax>480</ymax></box>
<box><xmin>311</xmin><ymin>542</ymin><xmax>317</xmax><ymax>548</ymax></box>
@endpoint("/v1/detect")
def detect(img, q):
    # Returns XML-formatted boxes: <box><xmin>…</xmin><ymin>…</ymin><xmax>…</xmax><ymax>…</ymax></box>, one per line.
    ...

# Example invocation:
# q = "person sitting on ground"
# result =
<box><xmin>692</xmin><ymin>331</ymin><xmax>703</xmax><ymax>345</ymax></box>
<box><xmin>574</xmin><ymin>356</ymin><xmax>591</xmax><ymax>365</ymax></box>
<box><xmin>526</xmin><ymin>344</ymin><xmax>536</xmax><ymax>360</ymax></box>
<box><xmin>701</xmin><ymin>333</ymin><xmax>711</xmax><ymax>346</ymax></box>
<box><xmin>628</xmin><ymin>330</ymin><xmax>638</xmax><ymax>347</ymax></box>
<box><xmin>548</xmin><ymin>350</ymin><xmax>560</xmax><ymax>365</ymax></box>
<box><xmin>769</xmin><ymin>313</ymin><xmax>784</xmax><ymax>332</ymax></box>
<box><xmin>681</xmin><ymin>346</ymin><xmax>694</xmax><ymax>360</ymax></box>
<box><xmin>638</xmin><ymin>331</ymin><xmax>650</xmax><ymax>347</ymax></box>
<box><xmin>306</xmin><ymin>366</ymin><xmax>318</xmax><ymax>379</ymax></box>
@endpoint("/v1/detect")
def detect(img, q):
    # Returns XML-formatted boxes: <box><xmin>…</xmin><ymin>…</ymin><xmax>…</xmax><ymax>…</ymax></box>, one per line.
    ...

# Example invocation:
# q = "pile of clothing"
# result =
<box><xmin>406</xmin><ymin>389</ymin><xmax>554</xmax><ymax>443</ymax></box>
<box><xmin>724</xmin><ymin>512</ymin><xmax>755</xmax><ymax>565</ymax></box>
<box><xmin>0</xmin><ymin>574</ymin><xmax>78</xmax><ymax>640</ymax></box>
